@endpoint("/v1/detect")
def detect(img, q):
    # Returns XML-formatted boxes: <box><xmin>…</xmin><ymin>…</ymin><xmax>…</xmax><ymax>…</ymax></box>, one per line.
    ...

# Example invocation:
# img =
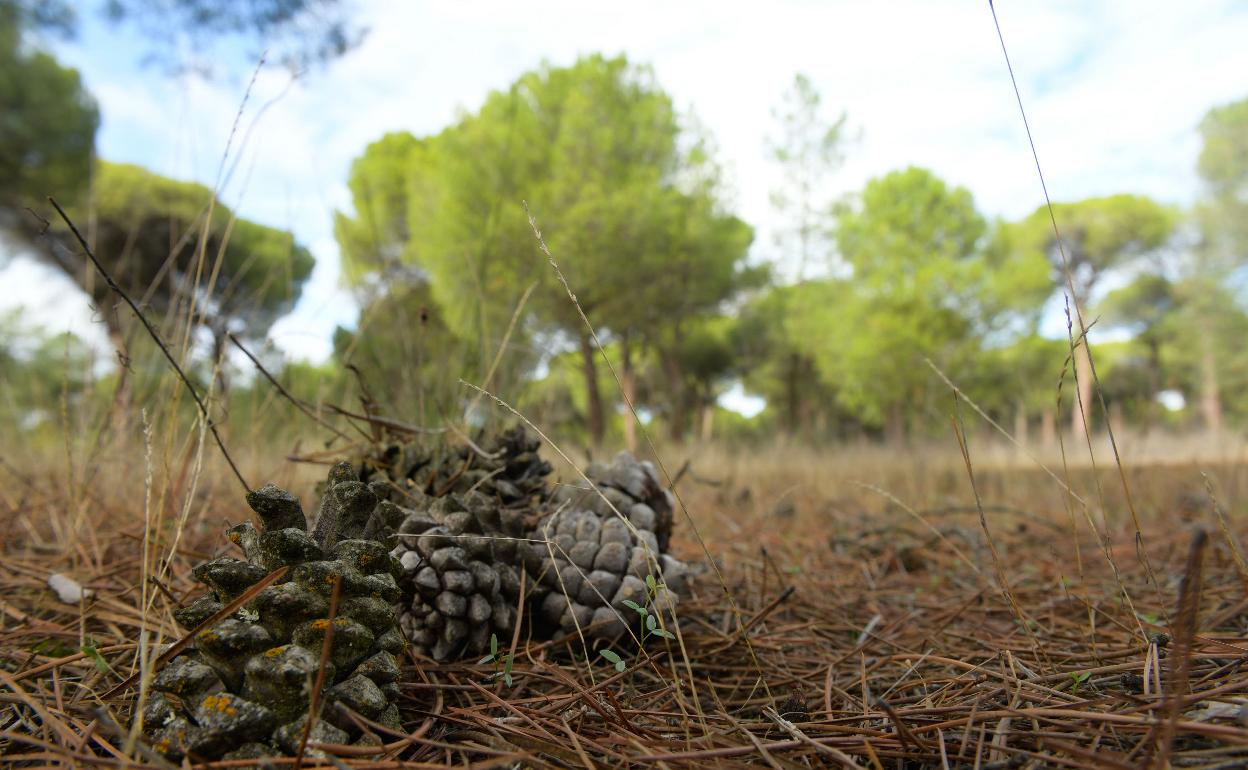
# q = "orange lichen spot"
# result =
<box><xmin>312</xmin><ymin>619</ymin><xmax>331</xmax><ymax>630</ymax></box>
<box><xmin>155</xmin><ymin>738</ymin><xmax>171</xmax><ymax>753</ymax></box>
<box><xmin>201</xmin><ymin>694</ymin><xmax>237</xmax><ymax>716</ymax></box>
<box><xmin>197</xmin><ymin>630</ymin><xmax>217</xmax><ymax>642</ymax></box>
<box><xmin>228</xmin><ymin>532</ymin><xmax>241</xmax><ymax>544</ymax></box>
<box><xmin>264</xmin><ymin>646</ymin><xmax>287</xmax><ymax>657</ymax></box>
<box><xmin>334</xmin><ymin>618</ymin><xmax>349</xmax><ymax>627</ymax></box>
<box><xmin>358</xmin><ymin>554</ymin><xmax>372</xmax><ymax>566</ymax></box>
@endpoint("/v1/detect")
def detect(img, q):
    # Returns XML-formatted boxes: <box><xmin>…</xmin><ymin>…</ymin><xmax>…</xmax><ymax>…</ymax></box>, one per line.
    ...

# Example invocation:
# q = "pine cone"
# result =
<box><xmin>391</xmin><ymin>491</ymin><xmax>525</xmax><ymax>661</ymax></box>
<box><xmin>522</xmin><ymin>452</ymin><xmax>689</xmax><ymax>638</ymax></box>
<box><xmin>377</xmin><ymin>430</ymin><xmax>693</xmax><ymax>657</ymax></box>
<box><xmin>144</xmin><ymin>464</ymin><xmax>406</xmax><ymax>761</ymax></box>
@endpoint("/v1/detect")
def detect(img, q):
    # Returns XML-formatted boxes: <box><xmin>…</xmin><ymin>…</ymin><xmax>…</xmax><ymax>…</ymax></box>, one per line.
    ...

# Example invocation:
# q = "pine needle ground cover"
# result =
<box><xmin>2</xmin><ymin>441</ymin><xmax>1248</xmax><ymax>769</ymax></box>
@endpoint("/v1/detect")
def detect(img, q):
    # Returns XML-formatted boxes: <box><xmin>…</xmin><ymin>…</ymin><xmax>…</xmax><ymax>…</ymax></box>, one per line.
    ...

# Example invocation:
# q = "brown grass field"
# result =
<box><xmin>3</xmin><ymin>420</ymin><xmax>1248</xmax><ymax>769</ymax></box>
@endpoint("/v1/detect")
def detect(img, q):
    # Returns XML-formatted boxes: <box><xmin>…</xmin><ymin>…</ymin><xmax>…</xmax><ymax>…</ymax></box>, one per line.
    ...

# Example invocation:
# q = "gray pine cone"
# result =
<box><xmin>390</xmin><ymin>491</ymin><xmax>525</xmax><ymax>661</ymax></box>
<box><xmin>376</xmin><ymin>430</ymin><xmax>693</xmax><ymax>659</ymax></box>
<box><xmin>522</xmin><ymin>452</ymin><xmax>689</xmax><ymax>638</ymax></box>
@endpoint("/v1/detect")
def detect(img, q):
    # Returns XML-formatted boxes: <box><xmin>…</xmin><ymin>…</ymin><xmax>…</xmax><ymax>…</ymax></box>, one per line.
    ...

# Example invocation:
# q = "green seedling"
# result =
<box><xmin>1069</xmin><ymin>671</ymin><xmax>1091</xmax><ymax>693</ymax></box>
<box><xmin>478</xmin><ymin>633</ymin><xmax>514</xmax><ymax>687</ymax></box>
<box><xmin>81</xmin><ymin>639</ymin><xmax>113</xmax><ymax>676</ymax></box>
<box><xmin>599</xmin><ymin>648</ymin><xmax>626</xmax><ymax>672</ymax></box>
<box><xmin>622</xmin><ymin>597</ymin><xmax>674</xmax><ymax>644</ymax></box>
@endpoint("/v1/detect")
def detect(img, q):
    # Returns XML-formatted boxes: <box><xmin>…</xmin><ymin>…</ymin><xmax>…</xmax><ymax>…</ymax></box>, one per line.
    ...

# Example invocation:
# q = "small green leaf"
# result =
<box><xmin>478</xmin><ymin>654</ymin><xmax>496</xmax><ymax>665</ymax></box>
<box><xmin>502</xmin><ymin>653</ymin><xmax>514</xmax><ymax>687</ymax></box>
<box><xmin>645</xmin><ymin>574</ymin><xmax>657</xmax><ymax>592</ymax></box>
<box><xmin>652</xmin><ymin>628</ymin><xmax>675</xmax><ymax>640</ymax></box>
<box><xmin>599</xmin><ymin>649</ymin><xmax>627</xmax><ymax>673</ymax></box>
<box><xmin>622</xmin><ymin>599</ymin><xmax>645</xmax><ymax>615</ymax></box>
<box><xmin>81</xmin><ymin>643</ymin><xmax>111</xmax><ymax>675</ymax></box>
<box><xmin>645</xmin><ymin>613</ymin><xmax>657</xmax><ymax>631</ymax></box>
<box><xmin>1069</xmin><ymin>671</ymin><xmax>1091</xmax><ymax>693</ymax></box>
<box><xmin>491</xmin><ymin>633</ymin><xmax>499</xmax><ymax>657</ymax></box>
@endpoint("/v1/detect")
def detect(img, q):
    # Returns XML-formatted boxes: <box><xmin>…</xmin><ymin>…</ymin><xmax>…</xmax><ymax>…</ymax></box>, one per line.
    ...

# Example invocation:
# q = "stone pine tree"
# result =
<box><xmin>790</xmin><ymin>167</ymin><xmax>1049</xmax><ymax>442</ymax></box>
<box><xmin>1190</xmin><ymin>96</ymin><xmax>1248</xmax><ymax>433</ymax></box>
<box><xmin>3</xmin><ymin>0</ymin><xmax>362</xmax><ymax>72</ymax></box>
<box><xmin>335</xmin><ymin>55</ymin><xmax>754</xmax><ymax>446</ymax></box>
<box><xmin>1009</xmin><ymin>195</ymin><xmax>1175</xmax><ymax>438</ymax></box>
<box><xmin>762</xmin><ymin>74</ymin><xmax>848</xmax><ymax>438</ymax></box>
<box><xmin>0</xmin><ymin>2</ymin><xmax>98</xmax><ymax>232</ymax></box>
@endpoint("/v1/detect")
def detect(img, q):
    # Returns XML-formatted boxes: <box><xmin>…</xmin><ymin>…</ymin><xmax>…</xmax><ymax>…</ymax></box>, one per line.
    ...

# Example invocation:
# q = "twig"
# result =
<box><xmin>227</xmin><ymin>333</ymin><xmax>355</xmax><ymax>442</ymax></box>
<box><xmin>47</xmin><ymin>197</ymin><xmax>250</xmax><ymax>494</ymax></box>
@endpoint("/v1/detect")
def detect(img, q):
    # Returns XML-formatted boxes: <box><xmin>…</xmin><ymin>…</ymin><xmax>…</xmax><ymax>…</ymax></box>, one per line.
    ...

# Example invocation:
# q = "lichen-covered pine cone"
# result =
<box><xmin>143</xmin><ymin>463</ymin><xmax>407</xmax><ymax>762</ymax></box>
<box><xmin>376</xmin><ymin>428</ymin><xmax>692</xmax><ymax>660</ymax></box>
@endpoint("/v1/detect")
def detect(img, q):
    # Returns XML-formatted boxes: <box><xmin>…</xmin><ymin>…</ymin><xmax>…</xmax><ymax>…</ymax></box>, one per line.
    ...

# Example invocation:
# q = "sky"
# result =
<box><xmin>3</xmin><ymin>0</ymin><xmax>1248</xmax><ymax>367</ymax></box>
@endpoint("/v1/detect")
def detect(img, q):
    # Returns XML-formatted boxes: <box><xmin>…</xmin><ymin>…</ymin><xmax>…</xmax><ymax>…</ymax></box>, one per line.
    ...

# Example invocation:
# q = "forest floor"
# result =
<box><xmin>2</xmin><ymin>438</ymin><xmax>1248</xmax><ymax>768</ymax></box>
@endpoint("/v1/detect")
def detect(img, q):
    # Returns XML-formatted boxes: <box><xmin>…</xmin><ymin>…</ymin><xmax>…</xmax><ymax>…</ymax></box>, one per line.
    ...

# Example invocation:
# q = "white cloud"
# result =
<box><xmin>6</xmin><ymin>0</ymin><xmax>1243</xmax><ymax>364</ymax></box>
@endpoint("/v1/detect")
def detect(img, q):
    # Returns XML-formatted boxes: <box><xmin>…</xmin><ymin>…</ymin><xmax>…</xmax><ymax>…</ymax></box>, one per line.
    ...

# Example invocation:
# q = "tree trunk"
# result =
<box><xmin>621</xmin><ymin>336</ymin><xmax>637</xmax><ymax>452</ymax></box>
<box><xmin>1040</xmin><ymin>407</ymin><xmax>1056</xmax><ymax>449</ymax></box>
<box><xmin>578</xmin><ymin>333</ymin><xmax>605</xmax><ymax>447</ymax></box>
<box><xmin>663</xmin><ymin>352</ymin><xmax>687</xmax><ymax>442</ymax></box>
<box><xmin>1013</xmin><ymin>402</ymin><xmax>1029</xmax><ymax>450</ymax></box>
<box><xmin>1144</xmin><ymin>335</ymin><xmax>1162</xmax><ymax>432</ymax></box>
<box><xmin>784</xmin><ymin>352</ymin><xmax>802</xmax><ymax>437</ymax></box>
<box><xmin>211</xmin><ymin>326</ymin><xmax>230</xmax><ymax>397</ymax></box>
<box><xmin>700</xmin><ymin>399</ymin><xmax>715</xmax><ymax>442</ymax></box>
<box><xmin>1071</xmin><ymin>338</ymin><xmax>1094</xmax><ymax>440</ymax></box>
<box><xmin>1198</xmin><ymin>327</ymin><xmax>1223</xmax><ymax>435</ymax></box>
<box><xmin>885</xmin><ymin>402</ymin><xmax>906</xmax><ymax>446</ymax></box>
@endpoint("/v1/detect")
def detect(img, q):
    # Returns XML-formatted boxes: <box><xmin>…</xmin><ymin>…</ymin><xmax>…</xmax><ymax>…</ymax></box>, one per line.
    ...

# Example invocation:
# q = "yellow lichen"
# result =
<box><xmin>201</xmin><ymin>694</ymin><xmax>237</xmax><ymax>716</ymax></box>
<box><xmin>264</xmin><ymin>645</ymin><xmax>287</xmax><ymax>657</ymax></box>
<box><xmin>312</xmin><ymin>618</ymin><xmax>331</xmax><ymax>630</ymax></box>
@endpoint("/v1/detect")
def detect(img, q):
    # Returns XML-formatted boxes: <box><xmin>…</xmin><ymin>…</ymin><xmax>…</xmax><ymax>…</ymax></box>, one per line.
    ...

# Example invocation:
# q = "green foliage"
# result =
<box><xmin>332</xmin><ymin>279</ymin><xmax>481</xmax><ymax>425</ymax></box>
<box><xmin>0</xmin><ymin>4</ymin><xmax>98</xmax><ymax>215</ymax></box>
<box><xmin>789</xmin><ymin>168</ymin><xmax>1036</xmax><ymax>438</ymax></box>
<box><xmin>6</xmin><ymin>0</ymin><xmax>361</xmax><ymax>71</ymax></box>
<box><xmin>58</xmin><ymin>162</ymin><xmax>314</xmax><ymax>349</ymax></box>
<box><xmin>1196</xmin><ymin>97</ymin><xmax>1248</xmax><ymax>271</ymax></box>
<box><xmin>336</xmin><ymin>54</ymin><xmax>754</xmax><ymax>442</ymax></box>
<box><xmin>333</xmin><ymin>132</ymin><xmax>429</xmax><ymax>284</ymax></box>
<box><xmin>0</xmin><ymin>311</ymin><xmax>98</xmax><ymax>441</ymax></box>
<box><xmin>1006</xmin><ymin>194</ymin><xmax>1177</xmax><ymax>305</ymax></box>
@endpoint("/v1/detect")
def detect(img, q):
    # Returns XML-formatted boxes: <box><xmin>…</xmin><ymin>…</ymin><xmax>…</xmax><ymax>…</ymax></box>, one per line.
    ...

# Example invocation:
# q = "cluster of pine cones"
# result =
<box><xmin>372</xmin><ymin>427</ymin><xmax>691</xmax><ymax>661</ymax></box>
<box><xmin>142</xmin><ymin>427</ymin><xmax>692</xmax><ymax>759</ymax></box>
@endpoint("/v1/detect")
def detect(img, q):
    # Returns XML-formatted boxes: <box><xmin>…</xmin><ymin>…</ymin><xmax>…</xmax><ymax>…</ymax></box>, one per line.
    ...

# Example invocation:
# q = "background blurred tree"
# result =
<box><xmin>761</xmin><ymin>74</ymin><xmax>848</xmax><ymax>438</ymax></box>
<box><xmin>22</xmin><ymin>163</ymin><xmax>314</xmax><ymax>395</ymax></box>
<box><xmin>332</xmin><ymin>279</ymin><xmax>480</xmax><ymax>428</ymax></box>
<box><xmin>767</xmin><ymin>72</ymin><xmax>847</xmax><ymax>280</ymax></box>
<box><xmin>1186</xmin><ymin>96</ymin><xmax>1248</xmax><ymax>433</ymax></box>
<box><xmin>335</xmin><ymin>54</ymin><xmax>754</xmax><ymax>446</ymax></box>
<box><xmin>1007</xmin><ymin>194</ymin><xmax>1176</xmax><ymax>438</ymax></box>
<box><xmin>0</xmin><ymin>3</ymin><xmax>98</xmax><ymax>231</ymax></box>
<box><xmin>4</xmin><ymin>0</ymin><xmax>362</xmax><ymax>72</ymax></box>
<box><xmin>789</xmin><ymin>167</ymin><xmax>1050</xmax><ymax>442</ymax></box>
<box><xmin>0</xmin><ymin>311</ymin><xmax>97</xmax><ymax>442</ymax></box>
<box><xmin>734</xmin><ymin>282</ymin><xmax>843</xmax><ymax>440</ymax></box>
<box><xmin>1098</xmin><ymin>274</ymin><xmax>1176</xmax><ymax>429</ymax></box>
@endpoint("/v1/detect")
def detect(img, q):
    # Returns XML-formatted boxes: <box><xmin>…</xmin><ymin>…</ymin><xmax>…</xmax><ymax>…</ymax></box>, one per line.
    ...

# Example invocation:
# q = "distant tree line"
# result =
<box><xmin>4</xmin><ymin>1</ymin><xmax>1248</xmax><ymax>449</ymax></box>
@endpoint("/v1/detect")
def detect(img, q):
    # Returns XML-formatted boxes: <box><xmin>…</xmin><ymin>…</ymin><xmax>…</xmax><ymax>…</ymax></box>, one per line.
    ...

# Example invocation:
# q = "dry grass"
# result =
<box><xmin>3</xmin><ymin>426</ymin><xmax>1248</xmax><ymax>769</ymax></box>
